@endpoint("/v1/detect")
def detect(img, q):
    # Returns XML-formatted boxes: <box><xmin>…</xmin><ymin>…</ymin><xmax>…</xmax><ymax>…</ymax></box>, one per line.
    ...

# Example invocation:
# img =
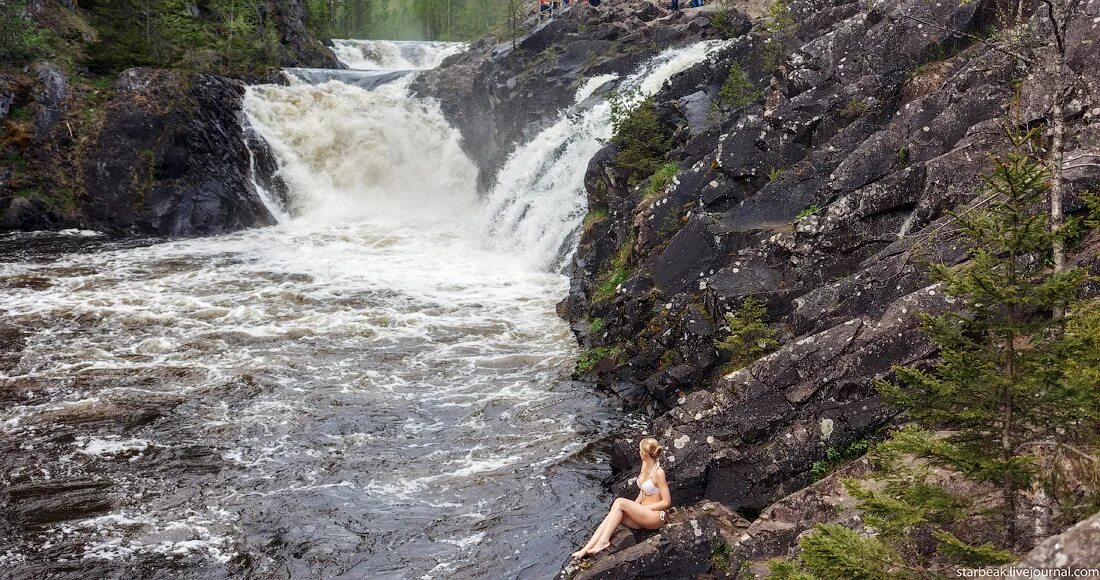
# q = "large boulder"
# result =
<box><xmin>80</xmin><ymin>69</ymin><xmax>278</xmax><ymax>235</ymax></box>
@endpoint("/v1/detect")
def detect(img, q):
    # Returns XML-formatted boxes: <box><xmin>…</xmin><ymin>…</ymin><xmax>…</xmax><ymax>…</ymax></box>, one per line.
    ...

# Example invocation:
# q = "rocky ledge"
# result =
<box><xmin>0</xmin><ymin>0</ymin><xmax>333</xmax><ymax>236</ymax></box>
<box><xmin>414</xmin><ymin>0</ymin><xmax>744</xmax><ymax>190</ymax></box>
<box><xmin>420</xmin><ymin>0</ymin><xmax>1100</xmax><ymax>574</ymax></box>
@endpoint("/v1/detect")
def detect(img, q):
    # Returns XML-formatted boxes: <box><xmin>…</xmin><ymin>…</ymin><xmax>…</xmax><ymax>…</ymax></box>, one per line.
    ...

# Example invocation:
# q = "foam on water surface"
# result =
<box><xmin>0</xmin><ymin>39</ymin><xmax>724</xmax><ymax>578</ymax></box>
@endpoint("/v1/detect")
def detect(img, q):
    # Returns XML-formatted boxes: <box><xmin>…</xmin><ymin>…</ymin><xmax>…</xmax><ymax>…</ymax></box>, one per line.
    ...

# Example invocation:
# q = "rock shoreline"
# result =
<box><xmin>422</xmin><ymin>0</ymin><xmax>1100</xmax><ymax>576</ymax></box>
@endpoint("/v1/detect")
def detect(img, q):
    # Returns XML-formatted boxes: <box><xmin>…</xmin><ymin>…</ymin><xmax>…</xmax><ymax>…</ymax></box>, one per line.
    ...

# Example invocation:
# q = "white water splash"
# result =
<box><xmin>481</xmin><ymin>40</ymin><xmax>731</xmax><ymax>271</ymax></box>
<box><xmin>332</xmin><ymin>39</ymin><xmax>468</xmax><ymax>70</ymax></box>
<box><xmin>243</xmin><ymin>78</ymin><xmax>478</xmax><ymax>224</ymax></box>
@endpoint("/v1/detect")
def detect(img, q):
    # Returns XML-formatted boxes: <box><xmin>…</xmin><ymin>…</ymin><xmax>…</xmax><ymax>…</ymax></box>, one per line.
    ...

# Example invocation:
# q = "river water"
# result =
<box><xmin>0</xmin><ymin>40</ymin><xmax>727</xmax><ymax>579</ymax></box>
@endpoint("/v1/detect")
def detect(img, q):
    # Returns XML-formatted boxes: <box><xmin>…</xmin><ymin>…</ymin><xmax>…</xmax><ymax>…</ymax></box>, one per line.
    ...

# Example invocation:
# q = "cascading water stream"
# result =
<box><xmin>481</xmin><ymin>40</ymin><xmax>731</xmax><ymax>271</ymax></box>
<box><xmin>0</xmin><ymin>39</ymin><xmax>726</xmax><ymax>579</ymax></box>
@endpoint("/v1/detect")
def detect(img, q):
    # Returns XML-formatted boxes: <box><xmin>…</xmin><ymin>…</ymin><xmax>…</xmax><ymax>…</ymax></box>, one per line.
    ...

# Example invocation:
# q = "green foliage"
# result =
<box><xmin>594</xmin><ymin>264</ymin><xmax>629</xmax><ymax>303</ymax></box>
<box><xmin>875</xmin><ymin>130</ymin><xmax>1100</xmax><ymax>547</ymax></box>
<box><xmin>761</xmin><ymin>0</ymin><xmax>795</xmax><ymax>36</ymax></box>
<box><xmin>86</xmin><ymin>0</ymin><xmax>282</xmax><ymax>74</ymax></box>
<box><xmin>576</xmin><ymin>345</ymin><xmax>623</xmax><ymax>374</ymax></box>
<box><xmin>710</xmin><ymin>540</ymin><xmax>734</xmax><ymax>574</ymax></box>
<box><xmin>932</xmin><ymin>529</ymin><xmax>1016</xmax><ymax>567</ymax></box>
<box><xmin>588</xmin><ymin>316</ymin><xmax>606</xmax><ymax>334</ymax></box>
<box><xmin>0</xmin><ymin>1</ymin><xmax>54</xmax><ymax>64</ymax></box>
<box><xmin>767</xmin><ymin>126</ymin><xmax>1100</xmax><ymax>578</ymax></box>
<box><xmin>583</xmin><ymin>206</ymin><xmax>609</xmax><ymax>233</ymax></box>
<box><xmin>760</xmin><ymin>38</ymin><xmax>786</xmax><ymax>71</ymax></box>
<box><xmin>809</xmin><ymin>439</ymin><xmax>870</xmax><ymax>481</ymax></box>
<box><xmin>796</xmin><ymin>524</ymin><xmax>908</xmax><ymax>580</ymax></box>
<box><xmin>307</xmin><ymin>0</ymin><xmax>523</xmax><ymax>41</ymax></box>
<box><xmin>716</xmin><ymin>62</ymin><xmax>759</xmax><ymax>113</ymax></box>
<box><xmin>767</xmin><ymin>558</ymin><xmax>817</xmax><ymax>580</ymax></box>
<box><xmin>710</xmin><ymin>9</ymin><xmax>740</xmax><ymax>40</ymax></box>
<box><xmin>796</xmin><ymin>204</ymin><xmax>819</xmax><ymax>220</ymax></box>
<box><xmin>715</xmin><ymin>296</ymin><xmax>778</xmax><ymax>371</ymax></box>
<box><xmin>643</xmin><ymin>162</ymin><xmax>679</xmax><ymax>200</ymax></box>
<box><xmin>592</xmin><ymin>231</ymin><xmax>635</xmax><ymax>303</ymax></box>
<box><xmin>768</xmin><ymin>167</ymin><xmax>785</xmax><ymax>183</ymax></box>
<box><xmin>609</xmin><ymin>96</ymin><xmax>675</xmax><ymax>186</ymax></box>
<box><xmin>839</xmin><ymin>98</ymin><xmax>870</xmax><ymax>119</ymax></box>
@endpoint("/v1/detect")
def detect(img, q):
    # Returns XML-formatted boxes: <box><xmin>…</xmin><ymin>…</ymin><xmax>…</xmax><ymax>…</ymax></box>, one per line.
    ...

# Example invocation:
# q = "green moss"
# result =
<box><xmin>575</xmin><ymin>345</ymin><xmax>624</xmax><ymax>374</ymax></box>
<box><xmin>583</xmin><ymin>206</ymin><xmax>609</xmax><ymax>233</ymax></box>
<box><xmin>588</xmin><ymin>317</ymin><xmax>606</xmax><ymax>334</ymax></box>
<box><xmin>839</xmin><ymin>98</ymin><xmax>870</xmax><ymax>120</ymax></box>
<box><xmin>796</xmin><ymin>204</ymin><xmax>819</xmax><ymax>220</ymax></box>
<box><xmin>643</xmin><ymin>162</ymin><xmax>679</xmax><ymax>200</ymax></box>
<box><xmin>767</xmin><ymin>167</ymin><xmax>785</xmax><ymax>183</ymax></box>
<box><xmin>593</xmin><ymin>265</ymin><xmax>629</xmax><ymax>302</ymax></box>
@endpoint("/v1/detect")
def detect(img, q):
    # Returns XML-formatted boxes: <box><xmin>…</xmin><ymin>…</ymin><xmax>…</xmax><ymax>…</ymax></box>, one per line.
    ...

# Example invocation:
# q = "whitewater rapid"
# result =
<box><xmin>0</xmin><ymin>39</ymin><xmax>727</xmax><ymax>578</ymax></box>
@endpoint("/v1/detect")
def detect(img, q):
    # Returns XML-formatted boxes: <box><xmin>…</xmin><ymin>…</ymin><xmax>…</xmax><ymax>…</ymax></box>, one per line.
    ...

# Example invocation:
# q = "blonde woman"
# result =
<box><xmin>571</xmin><ymin>438</ymin><xmax>671</xmax><ymax>559</ymax></box>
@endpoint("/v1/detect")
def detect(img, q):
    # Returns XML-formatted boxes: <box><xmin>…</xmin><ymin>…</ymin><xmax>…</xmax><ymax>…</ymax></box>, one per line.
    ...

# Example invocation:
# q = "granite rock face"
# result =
<box><xmin>415</xmin><ymin>0</ymin><xmax>746</xmax><ymax>189</ymax></box>
<box><xmin>80</xmin><ymin>69</ymin><xmax>277</xmax><ymax>235</ymax></box>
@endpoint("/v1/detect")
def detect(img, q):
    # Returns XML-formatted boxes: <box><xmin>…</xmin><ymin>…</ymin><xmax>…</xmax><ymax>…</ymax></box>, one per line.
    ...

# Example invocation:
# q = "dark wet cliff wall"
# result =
<box><xmin>0</xmin><ymin>0</ymin><xmax>334</xmax><ymax>235</ymax></box>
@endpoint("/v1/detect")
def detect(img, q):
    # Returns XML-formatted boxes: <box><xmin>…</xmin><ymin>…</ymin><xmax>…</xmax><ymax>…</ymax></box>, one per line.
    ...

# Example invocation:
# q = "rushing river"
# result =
<box><xmin>0</xmin><ymin>40</ymin><xmax>728</xmax><ymax>578</ymax></box>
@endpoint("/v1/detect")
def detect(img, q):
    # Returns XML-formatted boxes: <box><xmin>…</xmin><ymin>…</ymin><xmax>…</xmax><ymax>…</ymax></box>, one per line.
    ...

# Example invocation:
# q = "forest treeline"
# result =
<box><xmin>1</xmin><ymin>0</ymin><xmax>527</xmax><ymax>76</ymax></box>
<box><xmin>303</xmin><ymin>0</ymin><xmax>526</xmax><ymax>41</ymax></box>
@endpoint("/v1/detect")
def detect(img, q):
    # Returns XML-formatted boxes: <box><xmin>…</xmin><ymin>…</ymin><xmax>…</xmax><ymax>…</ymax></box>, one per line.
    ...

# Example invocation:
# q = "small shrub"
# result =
<box><xmin>711</xmin><ymin>9</ymin><xmax>740</xmax><ymax>40</ymax></box>
<box><xmin>715</xmin><ymin>296</ymin><xmax>778</xmax><ymax>371</ymax></box>
<box><xmin>760</xmin><ymin>37</ymin><xmax>786</xmax><ymax>71</ymax></box>
<box><xmin>762</xmin><ymin>0</ymin><xmax>795</xmax><ymax>36</ymax></box>
<box><xmin>610</xmin><ymin>96</ymin><xmax>675</xmax><ymax>186</ymax></box>
<box><xmin>767</xmin><ymin>166</ymin><xmax>785</xmax><ymax>182</ymax></box>
<box><xmin>809</xmin><ymin>439</ymin><xmax>871</xmax><ymax>481</ymax></box>
<box><xmin>839</xmin><ymin>98</ymin><xmax>870</xmax><ymax>119</ymax></box>
<box><xmin>716</xmin><ymin>62</ymin><xmax>760</xmax><ymax>113</ymax></box>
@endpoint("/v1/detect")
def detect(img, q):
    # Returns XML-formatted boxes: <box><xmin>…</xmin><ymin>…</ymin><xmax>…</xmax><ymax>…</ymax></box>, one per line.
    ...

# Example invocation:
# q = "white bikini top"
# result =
<box><xmin>638</xmin><ymin>462</ymin><xmax>660</xmax><ymax>496</ymax></box>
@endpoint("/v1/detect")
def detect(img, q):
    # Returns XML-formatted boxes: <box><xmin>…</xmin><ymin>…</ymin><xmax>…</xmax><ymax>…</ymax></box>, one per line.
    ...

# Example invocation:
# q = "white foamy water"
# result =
<box><xmin>332</xmin><ymin>39</ymin><xmax>468</xmax><ymax>70</ymax></box>
<box><xmin>481</xmin><ymin>40</ymin><xmax>731</xmax><ymax>270</ymax></box>
<box><xmin>0</xmin><ymin>39</ymin><xmax>722</xmax><ymax>578</ymax></box>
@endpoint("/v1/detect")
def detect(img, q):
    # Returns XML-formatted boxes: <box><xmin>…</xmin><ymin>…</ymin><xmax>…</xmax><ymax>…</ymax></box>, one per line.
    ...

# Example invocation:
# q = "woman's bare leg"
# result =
<box><xmin>589</xmin><ymin>499</ymin><xmax>663</xmax><ymax>554</ymax></box>
<box><xmin>572</xmin><ymin>518</ymin><xmax>610</xmax><ymax>559</ymax></box>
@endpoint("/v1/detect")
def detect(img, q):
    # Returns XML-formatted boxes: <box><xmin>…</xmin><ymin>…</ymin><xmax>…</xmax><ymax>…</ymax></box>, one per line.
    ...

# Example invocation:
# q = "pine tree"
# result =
<box><xmin>768</xmin><ymin>129</ymin><xmax>1100</xmax><ymax>579</ymax></box>
<box><xmin>714</xmin><ymin>296</ymin><xmax>778</xmax><ymax>371</ymax></box>
<box><xmin>877</xmin><ymin>127</ymin><xmax>1098</xmax><ymax>549</ymax></box>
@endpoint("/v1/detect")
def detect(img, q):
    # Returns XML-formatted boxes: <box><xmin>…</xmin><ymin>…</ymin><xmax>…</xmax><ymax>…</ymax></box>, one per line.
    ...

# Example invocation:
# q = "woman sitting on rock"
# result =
<box><xmin>571</xmin><ymin>438</ymin><xmax>671</xmax><ymax>559</ymax></box>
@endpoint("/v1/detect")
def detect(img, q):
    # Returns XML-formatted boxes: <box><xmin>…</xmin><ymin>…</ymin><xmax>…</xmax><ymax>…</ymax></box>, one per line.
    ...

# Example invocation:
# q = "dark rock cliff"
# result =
<box><xmin>412</xmin><ymin>0</ymin><xmax>742</xmax><ymax>190</ymax></box>
<box><xmin>424</xmin><ymin>0</ymin><xmax>1100</xmax><ymax>576</ymax></box>
<box><xmin>0</xmin><ymin>0</ymin><xmax>335</xmax><ymax>235</ymax></box>
<box><xmin>80</xmin><ymin>69</ymin><xmax>277</xmax><ymax>235</ymax></box>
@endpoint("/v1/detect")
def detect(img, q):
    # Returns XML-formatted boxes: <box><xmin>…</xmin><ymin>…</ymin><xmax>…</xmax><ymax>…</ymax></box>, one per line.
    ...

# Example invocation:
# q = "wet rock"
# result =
<box><xmin>0</xmin><ymin>196</ymin><xmax>59</xmax><ymax>231</ymax></box>
<box><xmin>31</xmin><ymin>61</ymin><xmax>68</xmax><ymax>142</ymax></box>
<box><xmin>3</xmin><ymin>480</ymin><xmax>113</xmax><ymax>525</ymax></box>
<box><xmin>560</xmin><ymin>501</ymin><xmax>750</xmax><ymax>580</ymax></box>
<box><xmin>81</xmin><ymin>69</ymin><xmax>278</xmax><ymax>235</ymax></box>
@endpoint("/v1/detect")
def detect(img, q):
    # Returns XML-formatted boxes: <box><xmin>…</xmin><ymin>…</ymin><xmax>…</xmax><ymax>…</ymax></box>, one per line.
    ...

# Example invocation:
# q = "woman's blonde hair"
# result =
<box><xmin>639</xmin><ymin>438</ymin><xmax>664</xmax><ymax>461</ymax></box>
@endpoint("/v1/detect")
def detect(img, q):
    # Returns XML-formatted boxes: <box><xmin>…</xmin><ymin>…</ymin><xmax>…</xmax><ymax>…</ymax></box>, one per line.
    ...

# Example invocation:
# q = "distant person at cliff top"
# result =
<box><xmin>569</xmin><ymin>438</ymin><xmax>671</xmax><ymax>560</ymax></box>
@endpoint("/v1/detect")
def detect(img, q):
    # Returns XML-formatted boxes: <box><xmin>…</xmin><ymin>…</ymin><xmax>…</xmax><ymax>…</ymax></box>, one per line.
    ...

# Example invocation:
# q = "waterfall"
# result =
<box><xmin>243</xmin><ymin>78</ymin><xmax>479</xmax><ymax>224</ymax></box>
<box><xmin>480</xmin><ymin>40</ymin><xmax>732</xmax><ymax>271</ymax></box>
<box><xmin>331</xmin><ymin>39</ymin><xmax>468</xmax><ymax>70</ymax></box>
<box><xmin>245</xmin><ymin>39</ymin><xmax>728</xmax><ymax>270</ymax></box>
